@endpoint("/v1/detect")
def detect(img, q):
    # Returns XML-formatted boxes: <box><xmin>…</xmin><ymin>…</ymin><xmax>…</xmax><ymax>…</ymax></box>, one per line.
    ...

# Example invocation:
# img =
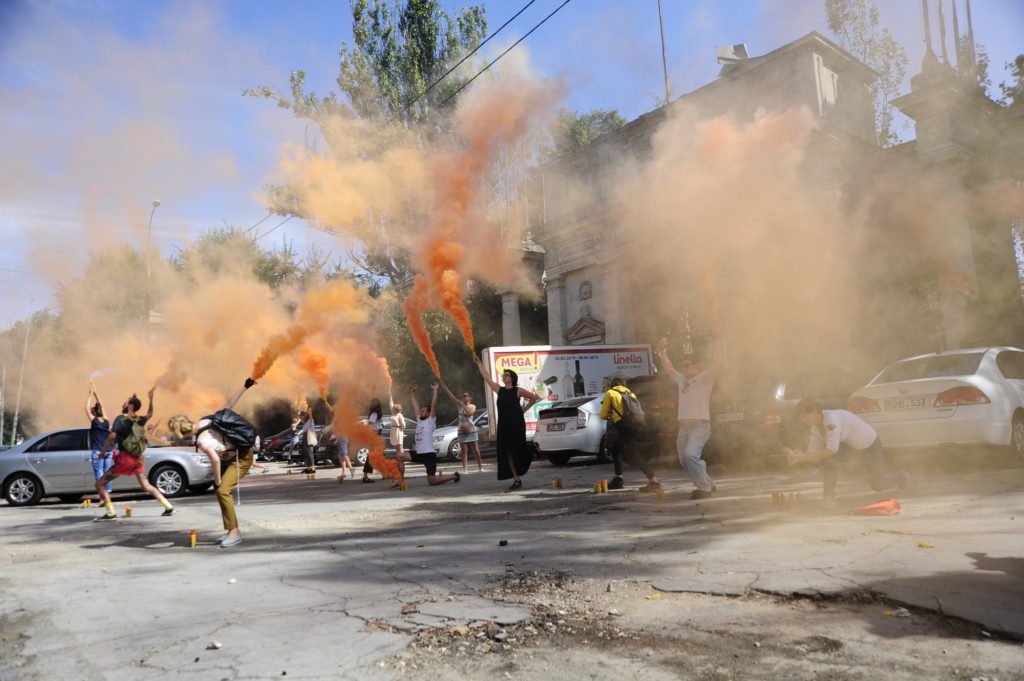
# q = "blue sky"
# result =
<box><xmin>1</xmin><ymin>0</ymin><xmax>1021</xmax><ymax>328</ymax></box>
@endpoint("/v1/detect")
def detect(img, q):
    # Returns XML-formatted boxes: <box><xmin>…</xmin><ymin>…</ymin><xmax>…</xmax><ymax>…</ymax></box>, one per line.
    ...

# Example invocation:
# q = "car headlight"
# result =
<box><xmin>192</xmin><ymin>453</ymin><xmax>210</xmax><ymax>465</ymax></box>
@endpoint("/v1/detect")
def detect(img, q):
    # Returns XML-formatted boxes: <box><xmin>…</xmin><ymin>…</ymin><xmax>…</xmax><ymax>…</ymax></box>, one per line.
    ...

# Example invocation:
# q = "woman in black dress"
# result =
<box><xmin>473</xmin><ymin>354</ymin><xmax>540</xmax><ymax>489</ymax></box>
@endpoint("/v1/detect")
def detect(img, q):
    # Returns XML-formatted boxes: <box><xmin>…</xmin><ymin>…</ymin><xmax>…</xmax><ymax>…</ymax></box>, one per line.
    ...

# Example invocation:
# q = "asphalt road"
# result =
<box><xmin>2</xmin><ymin>452</ymin><xmax>1022</xmax><ymax>680</ymax></box>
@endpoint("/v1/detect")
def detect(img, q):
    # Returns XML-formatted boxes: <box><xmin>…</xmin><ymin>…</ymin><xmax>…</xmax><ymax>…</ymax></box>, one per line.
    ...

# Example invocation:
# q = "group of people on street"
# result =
<box><xmin>86</xmin><ymin>340</ymin><xmax>909</xmax><ymax>548</ymax></box>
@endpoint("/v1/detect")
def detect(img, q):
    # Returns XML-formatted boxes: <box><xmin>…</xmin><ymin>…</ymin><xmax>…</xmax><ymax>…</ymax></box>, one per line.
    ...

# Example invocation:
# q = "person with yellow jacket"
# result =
<box><xmin>600</xmin><ymin>378</ymin><xmax>662</xmax><ymax>492</ymax></box>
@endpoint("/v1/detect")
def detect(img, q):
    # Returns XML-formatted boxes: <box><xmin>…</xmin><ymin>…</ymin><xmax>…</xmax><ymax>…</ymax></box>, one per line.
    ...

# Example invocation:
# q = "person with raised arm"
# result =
<box><xmin>439</xmin><ymin>378</ymin><xmax>483</xmax><ymax>473</ymax></box>
<box><xmin>395</xmin><ymin>382</ymin><xmax>460</xmax><ymax>486</ymax></box>
<box><xmin>85</xmin><ymin>383</ymin><xmax>113</xmax><ymax>497</ymax></box>
<box><xmin>473</xmin><ymin>354</ymin><xmax>540</xmax><ymax>490</ymax></box>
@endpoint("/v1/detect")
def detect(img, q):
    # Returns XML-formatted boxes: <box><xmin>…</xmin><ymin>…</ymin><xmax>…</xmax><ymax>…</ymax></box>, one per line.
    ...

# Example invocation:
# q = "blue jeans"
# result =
<box><xmin>91</xmin><ymin>450</ymin><xmax>113</xmax><ymax>492</ymax></box>
<box><xmin>676</xmin><ymin>420</ymin><xmax>714</xmax><ymax>492</ymax></box>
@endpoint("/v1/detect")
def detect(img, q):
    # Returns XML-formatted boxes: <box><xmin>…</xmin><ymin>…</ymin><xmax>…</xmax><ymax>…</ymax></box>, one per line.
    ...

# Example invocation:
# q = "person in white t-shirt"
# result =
<box><xmin>788</xmin><ymin>398</ymin><xmax>909</xmax><ymax>508</ymax></box>
<box><xmin>657</xmin><ymin>337</ymin><xmax>718</xmax><ymax>499</ymax></box>
<box><xmin>395</xmin><ymin>381</ymin><xmax>460</xmax><ymax>487</ymax></box>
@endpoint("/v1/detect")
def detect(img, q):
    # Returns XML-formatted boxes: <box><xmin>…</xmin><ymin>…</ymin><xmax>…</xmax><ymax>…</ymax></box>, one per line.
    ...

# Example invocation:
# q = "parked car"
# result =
<box><xmin>261</xmin><ymin>427</ymin><xmax>295</xmax><ymax>462</ymax></box>
<box><xmin>433</xmin><ymin>409</ymin><xmax>490</xmax><ymax>461</ymax></box>
<box><xmin>1</xmin><ymin>428</ymin><xmax>215</xmax><ymax>506</ymax></box>
<box><xmin>534</xmin><ymin>397</ymin><xmax>610</xmax><ymax>465</ymax></box>
<box><xmin>629</xmin><ymin>368</ymin><xmax>858</xmax><ymax>471</ymax></box>
<box><xmin>847</xmin><ymin>346</ymin><xmax>1024</xmax><ymax>458</ymax></box>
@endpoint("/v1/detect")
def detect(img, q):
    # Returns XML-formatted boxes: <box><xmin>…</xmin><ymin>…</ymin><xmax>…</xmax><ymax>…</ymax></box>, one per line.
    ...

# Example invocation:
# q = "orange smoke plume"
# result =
<box><xmin>251</xmin><ymin>280</ymin><xmax>367</xmax><ymax>380</ymax></box>
<box><xmin>401</xmin><ymin>275</ymin><xmax>441</xmax><ymax>377</ymax></box>
<box><xmin>299</xmin><ymin>346</ymin><xmax>330</xmax><ymax>399</ymax></box>
<box><xmin>332</xmin><ymin>400</ymin><xmax>402</xmax><ymax>482</ymax></box>
<box><xmin>154</xmin><ymin>358</ymin><xmax>187</xmax><ymax>392</ymax></box>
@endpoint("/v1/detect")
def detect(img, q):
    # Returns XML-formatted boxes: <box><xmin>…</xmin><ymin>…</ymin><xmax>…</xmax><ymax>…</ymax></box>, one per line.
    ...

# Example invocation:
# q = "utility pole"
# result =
<box><xmin>145</xmin><ymin>199</ymin><xmax>160</xmax><ymax>343</ymax></box>
<box><xmin>11</xmin><ymin>297</ymin><xmax>33</xmax><ymax>447</ymax></box>
<box><xmin>657</xmin><ymin>0</ymin><xmax>671</xmax><ymax>106</ymax></box>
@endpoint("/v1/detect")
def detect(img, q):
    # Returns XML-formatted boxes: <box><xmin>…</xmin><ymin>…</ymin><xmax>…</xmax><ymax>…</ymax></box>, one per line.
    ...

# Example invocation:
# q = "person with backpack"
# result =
<box><xmin>194</xmin><ymin>378</ymin><xmax>258</xmax><ymax>548</ymax></box>
<box><xmin>600</xmin><ymin>377</ymin><xmax>663</xmax><ymax>492</ymax></box>
<box><xmin>94</xmin><ymin>387</ymin><xmax>175</xmax><ymax>519</ymax></box>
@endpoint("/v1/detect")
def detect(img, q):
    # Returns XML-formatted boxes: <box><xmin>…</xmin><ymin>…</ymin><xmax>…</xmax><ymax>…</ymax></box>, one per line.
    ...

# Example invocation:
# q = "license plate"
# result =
<box><xmin>546</xmin><ymin>423</ymin><xmax>566</xmax><ymax>432</ymax></box>
<box><xmin>716</xmin><ymin>412</ymin><xmax>744</xmax><ymax>423</ymax></box>
<box><xmin>882</xmin><ymin>396</ymin><xmax>930</xmax><ymax>410</ymax></box>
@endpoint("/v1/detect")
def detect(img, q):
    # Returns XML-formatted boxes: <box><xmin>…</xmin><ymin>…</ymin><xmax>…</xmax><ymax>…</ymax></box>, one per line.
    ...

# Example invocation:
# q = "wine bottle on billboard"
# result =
<box><xmin>573</xmin><ymin>360</ymin><xmax>585</xmax><ymax>396</ymax></box>
<box><xmin>562</xmin><ymin>362</ymin><xmax>573</xmax><ymax>401</ymax></box>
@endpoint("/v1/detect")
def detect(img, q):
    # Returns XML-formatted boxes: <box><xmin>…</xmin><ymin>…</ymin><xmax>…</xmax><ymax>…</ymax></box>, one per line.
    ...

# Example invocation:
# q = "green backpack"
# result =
<box><xmin>121</xmin><ymin>416</ymin><xmax>148</xmax><ymax>457</ymax></box>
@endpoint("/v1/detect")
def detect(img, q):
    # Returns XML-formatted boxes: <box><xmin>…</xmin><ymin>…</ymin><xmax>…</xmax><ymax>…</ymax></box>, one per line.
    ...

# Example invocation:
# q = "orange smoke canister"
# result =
<box><xmin>188</xmin><ymin>530</ymin><xmax>197</xmax><ymax>548</ymax></box>
<box><xmin>124</xmin><ymin>506</ymin><xmax>133</xmax><ymax>518</ymax></box>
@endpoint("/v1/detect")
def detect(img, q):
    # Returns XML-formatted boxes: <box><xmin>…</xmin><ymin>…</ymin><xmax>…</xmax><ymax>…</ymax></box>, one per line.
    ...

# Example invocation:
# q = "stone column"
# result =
<box><xmin>500</xmin><ymin>290</ymin><xmax>522</xmax><ymax>346</ymax></box>
<box><xmin>546</xmin><ymin>276</ymin><xmax>566</xmax><ymax>345</ymax></box>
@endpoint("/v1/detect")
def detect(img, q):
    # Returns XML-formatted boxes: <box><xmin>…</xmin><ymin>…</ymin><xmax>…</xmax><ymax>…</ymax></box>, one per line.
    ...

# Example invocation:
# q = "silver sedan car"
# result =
<box><xmin>1</xmin><ymin>427</ymin><xmax>214</xmax><ymax>506</ymax></box>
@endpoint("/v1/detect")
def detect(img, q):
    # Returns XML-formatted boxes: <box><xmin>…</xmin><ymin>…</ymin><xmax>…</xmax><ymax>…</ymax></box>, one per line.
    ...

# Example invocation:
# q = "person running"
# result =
<box><xmin>439</xmin><ymin>379</ymin><xmax>483</xmax><ymax>472</ymax></box>
<box><xmin>194</xmin><ymin>378</ymin><xmax>258</xmax><ymax>547</ymax></box>
<box><xmin>600</xmin><ymin>377</ymin><xmax>663</xmax><ymax>492</ymax></box>
<box><xmin>787</xmin><ymin>398</ymin><xmax>909</xmax><ymax>508</ymax></box>
<box><xmin>85</xmin><ymin>384</ymin><xmax>113</xmax><ymax>497</ymax></box>
<box><xmin>94</xmin><ymin>387</ymin><xmax>175</xmax><ymax>519</ymax></box>
<box><xmin>395</xmin><ymin>382</ymin><xmax>459</xmax><ymax>486</ymax></box>
<box><xmin>473</xmin><ymin>354</ymin><xmax>540</xmax><ymax>490</ymax></box>
<box><xmin>657</xmin><ymin>337</ymin><xmax>718</xmax><ymax>500</ymax></box>
<box><xmin>362</xmin><ymin>397</ymin><xmax>384</xmax><ymax>483</ymax></box>
<box><xmin>296</xmin><ymin>410</ymin><xmax>317</xmax><ymax>475</ymax></box>
<box><xmin>388</xmin><ymin>390</ymin><xmax>408</xmax><ymax>459</ymax></box>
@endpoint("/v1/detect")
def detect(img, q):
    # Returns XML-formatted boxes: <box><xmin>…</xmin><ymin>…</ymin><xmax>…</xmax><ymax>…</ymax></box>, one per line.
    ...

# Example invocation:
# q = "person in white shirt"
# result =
<box><xmin>657</xmin><ymin>337</ymin><xmax>718</xmax><ymax>499</ymax></box>
<box><xmin>788</xmin><ymin>398</ymin><xmax>909</xmax><ymax>507</ymax></box>
<box><xmin>395</xmin><ymin>381</ymin><xmax>460</xmax><ymax>486</ymax></box>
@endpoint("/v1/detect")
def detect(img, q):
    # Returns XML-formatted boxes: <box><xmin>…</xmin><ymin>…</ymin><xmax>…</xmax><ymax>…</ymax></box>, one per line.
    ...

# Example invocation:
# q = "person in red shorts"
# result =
<box><xmin>94</xmin><ymin>387</ymin><xmax>175</xmax><ymax>519</ymax></box>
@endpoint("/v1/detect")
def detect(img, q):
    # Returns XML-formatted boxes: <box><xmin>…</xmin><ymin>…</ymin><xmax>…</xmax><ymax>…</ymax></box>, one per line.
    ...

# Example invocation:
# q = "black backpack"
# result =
<box><xmin>614</xmin><ymin>390</ymin><xmax>646</xmax><ymax>428</ymax></box>
<box><xmin>195</xmin><ymin>409</ymin><xmax>258</xmax><ymax>452</ymax></box>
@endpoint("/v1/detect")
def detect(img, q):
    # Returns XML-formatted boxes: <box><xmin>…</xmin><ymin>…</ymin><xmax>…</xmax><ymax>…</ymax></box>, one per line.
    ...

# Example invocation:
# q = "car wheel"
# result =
<box><xmin>58</xmin><ymin>493</ymin><xmax>84</xmax><ymax>503</ymax></box>
<box><xmin>447</xmin><ymin>439</ymin><xmax>462</xmax><ymax>462</ymax></box>
<box><xmin>355</xmin><ymin>447</ymin><xmax>370</xmax><ymax>466</ymax></box>
<box><xmin>547</xmin><ymin>452</ymin><xmax>571</xmax><ymax>466</ymax></box>
<box><xmin>1012</xmin><ymin>413</ymin><xmax>1024</xmax><ymax>462</ymax></box>
<box><xmin>596</xmin><ymin>436</ymin><xmax>613</xmax><ymax>464</ymax></box>
<box><xmin>3</xmin><ymin>473</ymin><xmax>43</xmax><ymax>506</ymax></box>
<box><xmin>150</xmin><ymin>463</ymin><xmax>187</xmax><ymax>498</ymax></box>
<box><xmin>189</xmin><ymin>482</ymin><xmax>214</xmax><ymax>494</ymax></box>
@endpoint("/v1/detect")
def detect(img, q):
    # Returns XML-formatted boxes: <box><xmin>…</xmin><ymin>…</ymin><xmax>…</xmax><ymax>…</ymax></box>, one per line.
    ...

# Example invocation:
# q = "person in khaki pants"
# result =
<box><xmin>194</xmin><ymin>378</ymin><xmax>256</xmax><ymax>548</ymax></box>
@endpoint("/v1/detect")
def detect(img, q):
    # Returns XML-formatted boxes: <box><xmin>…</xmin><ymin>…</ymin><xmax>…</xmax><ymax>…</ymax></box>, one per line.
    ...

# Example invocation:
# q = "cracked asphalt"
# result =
<box><xmin>1</xmin><ymin>453</ymin><xmax>1022</xmax><ymax>680</ymax></box>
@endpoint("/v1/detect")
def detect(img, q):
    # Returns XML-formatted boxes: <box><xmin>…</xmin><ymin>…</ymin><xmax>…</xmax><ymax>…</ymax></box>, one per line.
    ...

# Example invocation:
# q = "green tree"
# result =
<box><xmin>1000</xmin><ymin>55</ymin><xmax>1024</xmax><ymax>107</ymax></box>
<box><xmin>551</xmin><ymin>108</ymin><xmax>627</xmax><ymax>158</ymax></box>
<box><xmin>244</xmin><ymin>0</ymin><xmax>488</xmax><ymax>288</ymax></box>
<box><xmin>825</xmin><ymin>0</ymin><xmax>909</xmax><ymax>146</ymax></box>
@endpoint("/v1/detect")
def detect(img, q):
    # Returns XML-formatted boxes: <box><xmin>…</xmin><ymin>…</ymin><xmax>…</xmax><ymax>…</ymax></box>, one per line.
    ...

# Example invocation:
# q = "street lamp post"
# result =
<box><xmin>10</xmin><ymin>296</ymin><xmax>33</xmax><ymax>447</ymax></box>
<box><xmin>0</xmin><ymin>361</ymin><xmax>6</xmax><ymax>445</ymax></box>
<box><xmin>145</xmin><ymin>199</ymin><xmax>160</xmax><ymax>342</ymax></box>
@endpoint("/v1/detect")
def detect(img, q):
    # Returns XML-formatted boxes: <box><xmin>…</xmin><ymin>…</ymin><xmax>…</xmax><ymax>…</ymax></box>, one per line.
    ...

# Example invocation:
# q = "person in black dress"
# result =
<box><xmin>473</xmin><ymin>354</ymin><xmax>540</xmax><ymax>490</ymax></box>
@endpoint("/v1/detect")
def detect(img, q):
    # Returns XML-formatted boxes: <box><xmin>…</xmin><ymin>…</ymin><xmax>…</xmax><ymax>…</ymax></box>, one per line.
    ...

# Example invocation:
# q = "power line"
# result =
<box><xmin>437</xmin><ymin>0</ymin><xmax>572</xmax><ymax>109</ymax></box>
<box><xmin>254</xmin><ymin>215</ymin><xmax>293</xmax><ymax>242</ymax></box>
<box><xmin>244</xmin><ymin>212</ymin><xmax>273</xmax><ymax>235</ymax></box>
<box><xmin>409</xmin><ymin>0</ymin><xmax>538</xmax><ymax>108</ymax></box>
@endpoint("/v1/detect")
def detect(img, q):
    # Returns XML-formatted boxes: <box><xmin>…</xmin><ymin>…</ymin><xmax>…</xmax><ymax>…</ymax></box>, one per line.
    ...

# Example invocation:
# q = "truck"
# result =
<box><xmin>480</xmin><ymin>344</ymin><xmax>654</xmax><ymax>439</ymax></box>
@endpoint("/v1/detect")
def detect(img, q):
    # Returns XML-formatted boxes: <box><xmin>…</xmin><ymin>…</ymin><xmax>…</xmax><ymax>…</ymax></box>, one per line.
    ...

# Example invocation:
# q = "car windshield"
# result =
<box><xmin>548</xmin><ymin>396</ymin><xmax>597</xmax><ymax>409</ymax></box>
<box><xmin>873</xmin><ymin>353</ymin><xmax>984</xmax><ymax>384</ymax></box>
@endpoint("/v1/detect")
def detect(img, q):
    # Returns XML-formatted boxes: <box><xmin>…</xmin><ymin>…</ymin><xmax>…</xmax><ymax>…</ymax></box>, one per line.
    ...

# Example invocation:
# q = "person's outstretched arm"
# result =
<box><xmin>409</xmin><ymin>385</ymin><xmax>421</xmax><ymax>414</ymax></box>
<box><xmin>145</xmin><ymin>387</ymin><xmax>155</xmax><ymax>421</ymax></box>
<box><xmin>438</xmin><ymin>378</ymin><xmax>463</xmax><ymax>408</ymax></box>
<box><xmin>472</xmin><ymin>354</ymin><xmax>501</xmax><ymax>393</ymax></box>
<box><xmin>84</xmin><ymin>387</ymin><xmax>94</xmax><ymax>422</ymax></box>
<box><xmin>656</xmin><ymin>338</ymin><xmax>680</xmax><ymax>379</ymax></box>
<box><xmin>429</xmin><ymin>381</ymin><xmax>439</xmax><ymax>419</ymax></box>
<box><xmin>223</xmin><ymin>378</ymin><xmax>256</xmax><ymax>411</ymax></box>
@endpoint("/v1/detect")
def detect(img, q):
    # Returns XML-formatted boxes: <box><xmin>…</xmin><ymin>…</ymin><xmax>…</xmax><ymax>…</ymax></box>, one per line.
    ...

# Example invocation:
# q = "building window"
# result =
<box><xmin>579</xmin><ymin>280</ymin><xmax>592</xmax><ymax>300</ymax></box>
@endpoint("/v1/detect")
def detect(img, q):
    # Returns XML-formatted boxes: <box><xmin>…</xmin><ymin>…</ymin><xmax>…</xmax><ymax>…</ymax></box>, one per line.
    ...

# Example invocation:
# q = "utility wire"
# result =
<box><xmin>254</xmin><ymin>216</ymin><xmax>292</xmax><ymax>242</ymax></box>
<box><xmin>437</xmin><ymin>0</ymin><xmax>572</xmax><ymax>109</ymax></box>
<box><xmin>244</xmin><ymin>212</ymin><xmax>273</xmax><ymax>235</ymax></box>
<box><xmin>409</xmin><ymin>0</ymin><xmax>538</xmax><ymax>108</ymax></box>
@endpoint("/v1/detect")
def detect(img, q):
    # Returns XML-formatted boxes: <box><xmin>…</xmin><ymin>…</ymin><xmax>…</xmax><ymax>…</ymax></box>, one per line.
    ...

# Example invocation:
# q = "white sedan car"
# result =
<box><xmin>848</xmin><ymin>346</ymin><xmax>1024</xmax><ymax>457</ymax></box>
<box><xmin>534</xmin><ymin>396</ymin><xmax>609</xmax><ymax>465</ymax></box>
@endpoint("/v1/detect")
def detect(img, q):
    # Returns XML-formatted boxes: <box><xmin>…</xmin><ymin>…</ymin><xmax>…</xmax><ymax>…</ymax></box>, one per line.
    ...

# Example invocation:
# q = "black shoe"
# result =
<box><xmin>96</xmin><ymin>512</ymin><xmax>117</xmax><ymax>521</ymax></box>
<box><xmin>607</xmin><ymin>477</ymin><xmax>624</xmax><ymax>490</ymax></box>
<box><xmin>638</xmin><ymin>481</ymin><xmax>662</xmax><ymax>494</ymax></box>
<box><xmin>509</xmin><ymin>480</ymin><xmax>522</xmax><ymax>490</ymax></box>
<box><xmin>161</xmin><ymin>507</ymin><xmax>175</xmax><ymax>517</ymax></box>
<box><xmin>453</xmin><ymin>472</ymin><xmax>461</xmax><ymax>483</ymax></box>
<box><xmin>690</xmin><ymin>489</ymin><xmax>714</xmax><ymax>500</ymax></box>
<box><xmin>362</xmin><ymin>477</ymin><xmax>374</xmax><ymax>483</ymax></box>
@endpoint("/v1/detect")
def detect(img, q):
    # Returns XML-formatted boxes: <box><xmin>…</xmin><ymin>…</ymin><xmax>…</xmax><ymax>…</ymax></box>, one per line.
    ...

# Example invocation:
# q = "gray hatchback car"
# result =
<box><xmin>0</xmin><ymin>427</ymin><xmax>215</xmax><ymax>506</ymax></box>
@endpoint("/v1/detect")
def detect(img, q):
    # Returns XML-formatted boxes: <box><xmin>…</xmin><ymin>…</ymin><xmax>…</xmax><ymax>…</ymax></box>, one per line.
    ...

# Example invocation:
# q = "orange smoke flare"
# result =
<box><xmin>299</xmin><ymin>346</ymin><xmax>330</xmax><ymax>399</ymax></box>
<box><xmin>332</xmin><ymin>401</ymin><xmax>402</xmax><ymax>481</ymax></box>
<box><xmin>401</xmin><ymin>275</ymin><xmax>441</xmax><ymax>377</ymax></box>
<box><xmin>251</xmin><ymin>280</ymin><xmax>367</xmax><ymax>380</ymax></box>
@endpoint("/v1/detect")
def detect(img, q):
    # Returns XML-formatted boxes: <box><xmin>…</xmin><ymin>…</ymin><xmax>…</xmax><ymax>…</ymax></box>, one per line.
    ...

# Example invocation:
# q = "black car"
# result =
<box><xmin>629</xmin><ymin>369</ymin><xmax>858</xmax><ymax>472</ymax></box>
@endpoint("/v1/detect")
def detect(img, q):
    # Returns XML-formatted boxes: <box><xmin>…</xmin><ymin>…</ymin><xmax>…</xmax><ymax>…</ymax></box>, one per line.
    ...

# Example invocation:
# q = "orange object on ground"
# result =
<box><xmin>850</xmin><ymin>498</ymin><xmax>901</xmax><ymax>515</ymax></box>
